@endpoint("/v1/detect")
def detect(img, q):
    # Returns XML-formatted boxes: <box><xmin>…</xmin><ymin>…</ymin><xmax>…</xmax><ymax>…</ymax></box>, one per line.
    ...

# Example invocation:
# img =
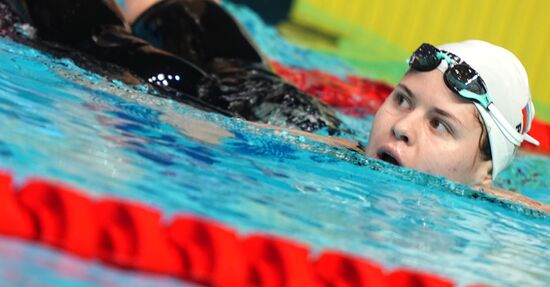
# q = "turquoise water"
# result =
<box><xmin>0</xmin><ymin>6</ymin><xmax>549</xmax><ymax>287</ymax></box>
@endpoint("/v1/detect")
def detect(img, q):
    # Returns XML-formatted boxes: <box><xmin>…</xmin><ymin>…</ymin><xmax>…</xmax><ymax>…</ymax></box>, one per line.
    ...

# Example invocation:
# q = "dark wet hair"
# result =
<box><xmin>476</xmin><ymin>111</ymin><xmax>492</xmax><ymax>162</ymax></box>
<box><xmin>473</xmin><ymin>110</ymin><xmax>493</xmax><ymax>177</ymax></box>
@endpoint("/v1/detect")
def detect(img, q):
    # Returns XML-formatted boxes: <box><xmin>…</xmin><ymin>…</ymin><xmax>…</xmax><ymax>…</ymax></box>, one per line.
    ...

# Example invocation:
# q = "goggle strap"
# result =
<box><xmin>524</xmin><ymin>133</ymin><xmax>540</xmax><ymax>146</ymax></box>
<box><xmin>488</xmin><ymin>104</ymin><xmax>522</xmax><ymax>145</ymax></box>
<box><xmin>459</xmin><ymin>90</ymin><xmax>491</xmax><ymax>108</ymax></box>
<box><xmin>487</xmin><ymin>104</ymin><xmax>539</xmax><ymax>146</ymax></box>
<box><xmin>494</xmin><ymin>119</ymin><xmax>521</xmax><ymax>146</ymax></box>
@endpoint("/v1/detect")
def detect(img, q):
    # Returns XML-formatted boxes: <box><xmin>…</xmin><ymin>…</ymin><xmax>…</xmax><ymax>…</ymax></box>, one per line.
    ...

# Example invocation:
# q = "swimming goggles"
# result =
<box><xmin>408</xmin><ymin>43</ymin><xmax>539</xmax><ymax>146</ymax></box>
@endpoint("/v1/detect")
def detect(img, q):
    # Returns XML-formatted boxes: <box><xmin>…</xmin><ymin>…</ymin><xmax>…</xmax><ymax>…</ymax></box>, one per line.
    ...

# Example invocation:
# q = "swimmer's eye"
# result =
<box><xmin>393</xmin><ymin>92</ymin><xmax>413</xmax><ymax>109</ymax></box>
<box><xmin>430</xmin><ymin>117</ymin><xmax>453</xmax><ymax>135</ymax></box>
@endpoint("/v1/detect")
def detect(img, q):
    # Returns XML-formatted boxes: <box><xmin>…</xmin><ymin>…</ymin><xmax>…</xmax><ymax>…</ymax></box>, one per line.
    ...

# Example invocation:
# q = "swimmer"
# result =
<box><xmin>259</xmin><ymin>40</ymin><xmax>549</xmax><ymax>213</ymax></box>
<box><xmin>2</xmin><ymin>0</ymin><xmax>343</xmax><ymax>135</ymax></box>
<box><xmin>269</xmin><ymin>40</ymin><xmax>548</xmax><ymax>212</ymax></box>
<box><xmin>366</xmin><ymin>42</ymin><xmax>540</xmax><ymax>185</ymax></box>
<box><xmin>1</xmin><ymin>0</ymin><xmax>548</xmax><ymax>213</ymax></box>
<box><xmin>364</xmin><ymin>41</ymin><xmax>549</xmax><ymax>213</ymax></box>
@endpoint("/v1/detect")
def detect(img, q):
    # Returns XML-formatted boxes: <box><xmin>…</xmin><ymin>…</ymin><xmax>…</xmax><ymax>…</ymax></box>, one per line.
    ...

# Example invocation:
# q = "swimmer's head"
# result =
<box><xmin>365</xmin><ymin>40</ymin><xmax>538</xmax><ymax>185</ymax></box>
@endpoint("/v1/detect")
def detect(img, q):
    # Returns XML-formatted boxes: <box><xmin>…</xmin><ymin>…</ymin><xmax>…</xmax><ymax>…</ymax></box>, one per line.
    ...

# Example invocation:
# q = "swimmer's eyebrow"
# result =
<box><xmin>397</xmin><ymin>84</ymin><xmax>414</xmax><ymax>99</ymax></box>
<box><xmin>433</xmin><ymin>107</ymin><xmax>464</xmax><ymax>128</ymax></box>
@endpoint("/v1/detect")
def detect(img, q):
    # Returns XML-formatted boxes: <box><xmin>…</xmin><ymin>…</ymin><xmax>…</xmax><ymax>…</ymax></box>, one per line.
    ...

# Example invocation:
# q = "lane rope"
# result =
<box><xmin>0</xmin><ymin>171</ymin><xmax>488</xmax><ymax>287</ymax></box>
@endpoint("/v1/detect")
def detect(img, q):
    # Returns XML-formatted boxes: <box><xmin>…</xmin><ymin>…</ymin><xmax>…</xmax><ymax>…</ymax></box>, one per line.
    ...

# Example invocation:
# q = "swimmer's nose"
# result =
<box><xmin>392</xmin><ymin>114</ymin><xmax>417</xmax><ymax>145</ymax></box>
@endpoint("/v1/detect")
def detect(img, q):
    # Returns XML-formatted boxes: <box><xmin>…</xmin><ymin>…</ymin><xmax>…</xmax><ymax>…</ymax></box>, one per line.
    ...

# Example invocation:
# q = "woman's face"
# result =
<box><xmin>365</xmin><ymin>69</ymin><xmax>492</xmax><ymax>185</ymax></box>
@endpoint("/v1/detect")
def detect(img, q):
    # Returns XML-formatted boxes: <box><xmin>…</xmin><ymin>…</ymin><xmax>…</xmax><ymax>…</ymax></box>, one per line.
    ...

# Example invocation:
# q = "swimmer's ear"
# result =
<box><xmin>481</xmin><ymin>173</ymin><xmax>492</xmax><ymax>186</ymax></box>
<box><xmin>474</xmin><ymin>160</ymin><xmax>493</xmax><ymax>187</ymax></box>
<box><xmin>472</xmin><ymin>175</ymin><xmax>492</xmax><ymax>192</ymax></box>
<box><xmin>481</xmin><ymin>161</ymin><xmax>493</xmax><ymax>186</ymax></box>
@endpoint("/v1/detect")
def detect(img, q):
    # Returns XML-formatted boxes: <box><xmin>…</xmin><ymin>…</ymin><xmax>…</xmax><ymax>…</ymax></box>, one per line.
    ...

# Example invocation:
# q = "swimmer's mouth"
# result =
<box><xmin>377</xmin><ymin>150</ymin><xmax>401</xmax><ymax>166</ymax></box>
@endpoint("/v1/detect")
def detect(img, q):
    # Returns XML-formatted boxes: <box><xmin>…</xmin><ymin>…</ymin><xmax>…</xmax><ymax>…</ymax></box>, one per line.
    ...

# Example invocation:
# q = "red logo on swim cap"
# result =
<box><xmin>520</xmin><ymin>102</ymin><xmax>532</xmax><ymax>134</ymax></box>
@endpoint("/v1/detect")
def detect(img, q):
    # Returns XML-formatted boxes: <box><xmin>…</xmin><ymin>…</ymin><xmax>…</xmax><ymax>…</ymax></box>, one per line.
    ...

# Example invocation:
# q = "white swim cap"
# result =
<box><xmin>436</xmin><ymin>40</ymin><xmax>538</xmax><ymax>179</ymax></box>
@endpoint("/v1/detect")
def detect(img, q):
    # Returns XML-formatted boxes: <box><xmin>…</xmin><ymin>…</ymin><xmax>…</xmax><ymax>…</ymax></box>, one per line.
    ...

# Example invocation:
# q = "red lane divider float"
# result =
<box><xmin>271</xmin><ymin>61</ymin><xmax>550</xmax><ymax>155</ymax></box>
<box><xmin>521</xmin><ymin>118</ymin><xmax>550</xmax><ymax>155</ymax></box>
<box><xmin>0</xmin><ymin>171</ymin><xmax>488</xmax><ymax>287</ymax></box>
<box><xmin>271</xmin><ymin>62</ymin><xmax>393</xmax><ymax>116</ymax></box>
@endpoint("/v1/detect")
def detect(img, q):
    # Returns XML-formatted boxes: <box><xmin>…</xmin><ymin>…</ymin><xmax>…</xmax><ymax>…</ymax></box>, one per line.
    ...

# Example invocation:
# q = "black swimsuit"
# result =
<box><xmin>1</xmin><ymin>0</ymin><xmax>344</xmax><ymax>135</ymax></box>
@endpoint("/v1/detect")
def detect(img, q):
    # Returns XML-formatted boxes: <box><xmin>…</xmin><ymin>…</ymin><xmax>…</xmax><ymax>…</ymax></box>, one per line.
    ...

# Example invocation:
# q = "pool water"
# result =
<box><xmin>0</xmin><ymin>5</ymin><xmax>549</xmax><ymax>287</ymax></box>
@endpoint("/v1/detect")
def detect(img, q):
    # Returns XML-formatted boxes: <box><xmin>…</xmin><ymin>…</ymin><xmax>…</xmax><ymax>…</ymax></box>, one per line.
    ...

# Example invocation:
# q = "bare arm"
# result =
<box><xmin>122</xmin><ymin>0</ymin><xmax>162</xmax><ymax>23</ymax></box>
<box><xmin>478</xmin><ymin>185</ymin><xmax>550</xmax><ymax>215</ymax></box>
<box><xmin>248</xmin><ymin>122</ymin><xmax>364</xmax><ymax>153</ymax></box>
<box><xmin>160</xmin><ymin>111</ymin><xmax>235</xmax><ymax>145</ymax></box>
<box><xmin>122</xmin><ymin>0</ymin><xmax>220</xmax><ymax>23</ymax></box>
